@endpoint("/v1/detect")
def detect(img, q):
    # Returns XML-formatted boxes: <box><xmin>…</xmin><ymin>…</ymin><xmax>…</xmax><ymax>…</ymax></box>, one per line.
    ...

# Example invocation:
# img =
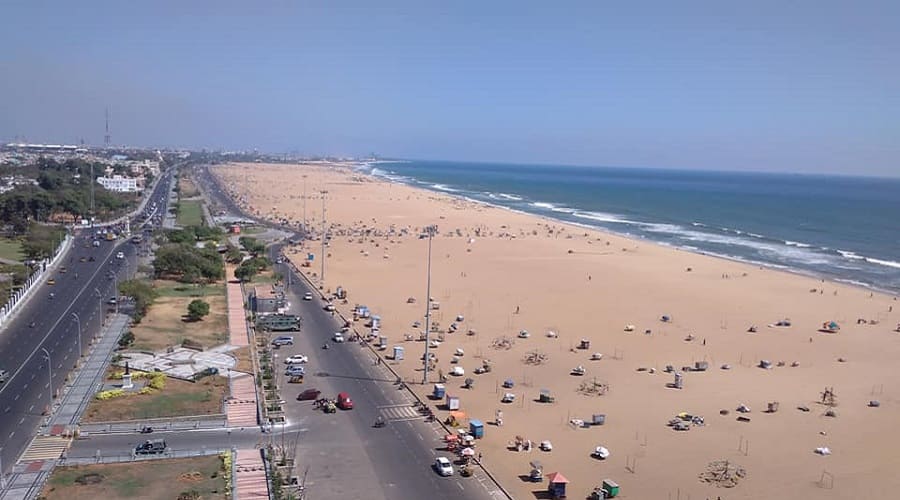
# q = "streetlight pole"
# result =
<box><xmin>71</xmin><ymin>313</ymin><xmax>82</xmax><ymax>358</ymax></box>
<box><xmin>302</xmin><ymin>174</ymin><xmax>307</xmax><ymax>235</ymax></box>
<box><xmin>421</xmin><ymin>225</ymin><xmax>437</xmax><ymax>384</ymax></box>
<box><xmin>95</xmin><ymin>288</ymin><xmax>104</xmax><ymax>327</ymax></box>
<box><xmin>320</xmin><ymin>190</ymin><xmax>328</xmax><ymax>289</ymax></box>
<box><xmin>40</xmin><ymin>347</ymin><xmax>52</xmax><ymax>410</ymax></box>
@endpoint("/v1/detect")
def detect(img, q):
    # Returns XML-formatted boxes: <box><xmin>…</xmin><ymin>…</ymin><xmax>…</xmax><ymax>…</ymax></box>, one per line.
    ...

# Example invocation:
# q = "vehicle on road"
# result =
<box><xmin>79</xmin><ymin>256</ymin><xmax>86</xmax><ymax>262</ymax></box>
<box><xmin>272</xmin><ymin>335</ymin><xmax>294</xmax><ymax>346</ymax></box>
<box><xmin>333</xmin><ymin>332</ymin><xmax>345</xmax><ymax>343</ymax></box>
<box><xmin>285</xmin><ymin>366</ymin><xmax>306</xmax><ymax>377</ymax></box>
<box><xmin>135</xmin><ymin>439</ymin><xmax>167</xmax><ymax>454</ymax></box>
<box><xmin>88</xmin><ymin>255</ymin><xmax>96</xmax><ymax>261</ymax></box>
<box><xmin>303</xmin><ymin>292</ymin><xmax>313</xmax><ymax>301</ymax></box>
<box><xmin>297</xmin><ymin>388</ymin><xmax>321</xmax><ymax>401</ymax></box>
<box><xmin>116</xmin><ymin>251</ymin><xmax>125</xmax><ymax>259</ymax></box>
<box><xmin>284</xmin><ymin>354</ymin><xmax>308</xmax><ymax>364</ymax></box>
<box><xmin>0</xmin><ymin>369</ymin><xmax>9</xmax><ymax>384</ymax></box>
<box><xmin>107</xmin><ymin>297</ymin><xmax>117</xmax><ymax>305</ymax></box>
<box><xmin>324</xmin><ymin>303</ymin><xmax>336</xmax><ymax>312</ymax></box>
<box><xmin>92</xmin><ymin>240</ymin><xmax>101</xmax><ymax>247</ymax></box>
<box><xmin>336</xmin><ymin>392</ymin><xmax>354</xmax><ymax>410</ymax></box>
<box><xmin>47</xmin><ymin>279</ymin><xmax>56</xmax><ymax>285</ymax></box>
<box><xmin>434</xmin><ymin>457</ymin><xmax>454</xmax><ymax>476</ymax></box>
<box><xmin>59</xmin><ymin>267</ymin><xmax>68</xmax><ymax>273</ymax></box>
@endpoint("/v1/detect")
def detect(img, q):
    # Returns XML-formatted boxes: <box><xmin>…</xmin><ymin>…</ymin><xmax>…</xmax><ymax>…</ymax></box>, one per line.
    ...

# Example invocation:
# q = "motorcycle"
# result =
<box><xmin>322</xmin><ymin>343</ymin><xmax>329</xmax><ymax>350</ymax></box>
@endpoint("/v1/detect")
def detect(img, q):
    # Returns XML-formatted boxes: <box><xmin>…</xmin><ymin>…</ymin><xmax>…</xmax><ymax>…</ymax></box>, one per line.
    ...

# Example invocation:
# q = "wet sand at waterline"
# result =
<box><xmin>215</xmin><ymin>162</ymin><xmax>900</xmax><ymax>499</ymax></box>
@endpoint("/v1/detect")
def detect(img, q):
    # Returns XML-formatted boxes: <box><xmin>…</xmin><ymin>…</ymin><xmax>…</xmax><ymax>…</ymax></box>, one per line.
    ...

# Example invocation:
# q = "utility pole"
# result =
<box><xmin>41</xmin><ymin>347</ymin><xmax>52</xmax><ymax>410</ymax></box>
<box><xmin>71</xmin><ymin>313</ymin><xmax>82</xmax><ymax>358</ymax></box>
<box><xmin>90</xmin><ymin>163</ymin><xmax>95</xmax><ymax>219</ymax></box>
<box><xmin>302</xmin><ymin>174</ymin><xmax>307</xmax><ymax>235</ymax></box>
<box><xmin>320</xmin><ymin>190</ymin><xmax>327</xmax><ymax>289</ymax></box>
<box><xmin>421</xmin><ymin>225</ymin><xmax>437</xmax><ymax>384</ymax></box>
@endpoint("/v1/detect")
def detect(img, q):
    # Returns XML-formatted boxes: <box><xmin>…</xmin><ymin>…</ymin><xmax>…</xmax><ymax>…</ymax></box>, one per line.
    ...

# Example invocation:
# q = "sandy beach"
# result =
<box><xmin>214</xmin><ymin>162</ymin><xmax>900</xmax><ymax>499</ymax></box>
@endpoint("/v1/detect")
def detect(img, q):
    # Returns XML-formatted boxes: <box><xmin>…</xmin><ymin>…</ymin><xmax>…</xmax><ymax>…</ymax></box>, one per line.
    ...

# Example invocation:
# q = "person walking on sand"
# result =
<box><xmin>515</xmin><ymin>306</ymin><xmax>520</xmax><ymax>314</ymax></box>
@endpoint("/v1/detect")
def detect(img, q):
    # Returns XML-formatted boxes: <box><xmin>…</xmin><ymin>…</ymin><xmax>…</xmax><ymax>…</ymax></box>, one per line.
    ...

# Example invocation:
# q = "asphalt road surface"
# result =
<box><xmin>268</xmin><ymin>243</ymin><xmax>501</xmax><ymax>500</ymax></box>
<box><xmin>0</xmin><ymin>170</ymin><xmax>174</xmax><ymax>475</ymax></box>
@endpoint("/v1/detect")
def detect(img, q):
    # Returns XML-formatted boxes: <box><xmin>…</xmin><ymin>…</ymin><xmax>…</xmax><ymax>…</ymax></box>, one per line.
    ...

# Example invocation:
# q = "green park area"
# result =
<box><xmin>0</xmin><ymin>237</ymin><xmax>24</xmax><ymax>262</ymax></box>
<box><xmin>177</xmin><ymin>200</ymin><xmax>204</xmax><ymax>227</ymax></box>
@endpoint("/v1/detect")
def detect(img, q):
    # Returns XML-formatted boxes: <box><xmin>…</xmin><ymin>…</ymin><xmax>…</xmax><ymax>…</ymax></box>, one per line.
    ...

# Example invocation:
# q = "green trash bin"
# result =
<box><xmin>602</xmin><ymin>479</ymin><xmax>619</xmax><ymax>498</ymax></box>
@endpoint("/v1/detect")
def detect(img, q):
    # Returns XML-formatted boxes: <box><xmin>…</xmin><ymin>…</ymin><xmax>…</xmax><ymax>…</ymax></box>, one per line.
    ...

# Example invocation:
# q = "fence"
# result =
<box><xmin>78</xmin><ymin>415</ymin><xmax>228</xmax><ymax>434</ymax></box>
<box><xmin>0</xmin><ymin>233</ymin><xmax>72</xmax><ymax>329</ymax></box>
<box><xmin>59</xmin><ymin>446</ymin><xmax>233</xmax><ymax>466</ymax></box>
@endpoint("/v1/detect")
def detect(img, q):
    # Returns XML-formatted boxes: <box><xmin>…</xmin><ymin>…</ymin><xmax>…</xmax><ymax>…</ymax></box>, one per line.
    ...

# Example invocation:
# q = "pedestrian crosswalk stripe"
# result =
<box><xmin>21</xmin><ymin>436</ymin><xmax>71</xmax><ymax>462</ymax></box>
<box><xmin>379</xmin><ymin>405</ymin><xmax>424</xmax><ymax>421</ymax></box>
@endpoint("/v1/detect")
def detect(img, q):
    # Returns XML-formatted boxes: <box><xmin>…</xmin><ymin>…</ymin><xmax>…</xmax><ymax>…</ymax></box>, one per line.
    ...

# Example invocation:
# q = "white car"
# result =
<box><xmin>324</xmin><ymin>303</ymin><xmax>336</xmax><ymax>312</ymax></box>
<box><xmin>434</xmin><ymin>457</ymin><xmax>454</xmax><ymax>476</ymax></box>
<box><xmin>333</xmin><ymin>332</ymin><xmax>345</xmax><ymax>343</ymax></box>
<box><xmin>303</xmin><ymin>292</ymin><xmax>313</xmax><ymax>301</ymax></box>
<box><xmin>284</xmin><ymin>355</ymin><xmax>308</xmax><ymax>365</ymax></box>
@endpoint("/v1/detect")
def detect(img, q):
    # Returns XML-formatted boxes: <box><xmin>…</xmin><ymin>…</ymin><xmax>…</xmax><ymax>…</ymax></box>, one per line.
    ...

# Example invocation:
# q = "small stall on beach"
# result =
<box><xmin>546</xmin><ymin>471</ymin><xmax>569</xmax><ymax>498</ymax></box>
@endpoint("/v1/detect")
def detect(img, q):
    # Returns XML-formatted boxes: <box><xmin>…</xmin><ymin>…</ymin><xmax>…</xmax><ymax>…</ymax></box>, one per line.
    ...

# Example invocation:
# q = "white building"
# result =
<box><xmin>97</xmin><ymin>175</ymin><xmax>141</xmax><ymax>193</ymax></box>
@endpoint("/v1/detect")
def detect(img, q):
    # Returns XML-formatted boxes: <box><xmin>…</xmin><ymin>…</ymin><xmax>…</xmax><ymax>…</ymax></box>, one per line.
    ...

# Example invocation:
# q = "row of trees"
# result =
<box><xmin>0</xmin><ymin>158</ymin><xmax>132</xmax><ymax>235</ymax></box>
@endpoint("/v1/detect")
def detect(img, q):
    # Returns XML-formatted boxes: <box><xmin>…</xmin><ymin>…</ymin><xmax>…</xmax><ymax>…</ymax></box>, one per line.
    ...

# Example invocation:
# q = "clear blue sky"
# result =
<box><xmin>1</xmin><ymin>1</ymin><xmax>897</xmax><ymax>176</ymax></box>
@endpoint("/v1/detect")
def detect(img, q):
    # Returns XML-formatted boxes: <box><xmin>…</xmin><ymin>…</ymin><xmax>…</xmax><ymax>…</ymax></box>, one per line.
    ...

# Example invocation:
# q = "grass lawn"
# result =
<box><xmin>83</xmin><ymin>369</ymin><xmax>228</xmax><ymax>422</ymax></box>
<box><xmin>42</xmin><ymin>455</ymin><xmax>228</xmax><ymax>500</ymax></box>
<box><xmin>177</xmin><ymin>200</ymin><xmax>204</xmax><ymax>227</ymax></box>
<box><xmin>0</xmin><ymin>237</ymin><xmax>24</xmax><ymax>262</ymax></box>
<box><xmin>155</xmin><ymin>280</ymin><xmax>226</xmax><ymax>299</ymax></box>
<box><xmin>131</xmin><ymin>280</ymin><xmax>227</xmax><ymax>351</ymax></box>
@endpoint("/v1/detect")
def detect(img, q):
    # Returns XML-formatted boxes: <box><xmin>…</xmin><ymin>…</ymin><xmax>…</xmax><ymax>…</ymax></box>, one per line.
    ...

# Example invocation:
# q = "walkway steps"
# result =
<box><xmin>234</xmin><ymin>449</ymin><xmax>269</xmax><ymax>499</ymax></box>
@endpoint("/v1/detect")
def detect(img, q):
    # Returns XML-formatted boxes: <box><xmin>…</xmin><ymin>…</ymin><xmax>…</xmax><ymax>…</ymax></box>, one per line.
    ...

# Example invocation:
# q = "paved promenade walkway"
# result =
<box><xmin>0</xmin><ymin>314</ymin><xmax>129</xmax><ymax>500</ymax></box>
<box><xmin>234</xmin><ymin>449</ymin><xmax>269</xmax><ymax>499</ymax></box>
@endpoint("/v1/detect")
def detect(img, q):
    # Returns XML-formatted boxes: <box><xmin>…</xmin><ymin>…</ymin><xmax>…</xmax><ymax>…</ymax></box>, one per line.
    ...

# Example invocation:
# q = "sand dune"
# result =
<box><xmin>215</xmin><ymin>162</ymin><xmax>900</xmax><ymax>499</ymax></box>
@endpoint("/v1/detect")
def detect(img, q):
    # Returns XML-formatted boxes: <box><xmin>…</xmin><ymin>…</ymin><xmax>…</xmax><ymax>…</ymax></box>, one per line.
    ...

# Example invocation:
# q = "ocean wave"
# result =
<box><xmin>866</xmin><ymin>257</ymin><xmax>900</xmax><ymax>269</ymax></box>
<box><xmin>486</xmin><ymin>192</ymin><xmax>525</xmax><ymax>202</ymax></box>
<box><xmin>642</xmin><ymin>224</ymin><xmax>834</xmax><ymax>265</ymax></box>
<box><xmin>837</xmin><ymin>250</ymin><xmax>864</xmax><ymax>260</ymax></box>
<box><xmin>530</xmin><ymin>201</ymin><xmax>573</xmax><ymax>213</ymax></box>
<box><xmin>572</xmin><ymin>211</ymin><xmax>632</xmax><ymax>224</ymax></box>
<box><xmin>784</xmin><ymin>240</ymin><xmax>812</xmax><ymax>248</ymax></box>
<box><xmin>691</xmin><ymin>222</ymin><xmax>707</xmax><ymax>227</ymax></box>
<box><xmin>431</xmin><ymin>183</ymin><xmax>460</xmax><ymax>193</ymax></box>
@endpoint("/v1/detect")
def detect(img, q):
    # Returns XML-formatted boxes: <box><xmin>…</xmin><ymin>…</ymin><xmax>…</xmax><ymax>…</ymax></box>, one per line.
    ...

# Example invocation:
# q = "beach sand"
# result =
<box><xmin>215</xmin><ymin>162</ymin><xmax>900</xmax><ymax>499</ymax></box>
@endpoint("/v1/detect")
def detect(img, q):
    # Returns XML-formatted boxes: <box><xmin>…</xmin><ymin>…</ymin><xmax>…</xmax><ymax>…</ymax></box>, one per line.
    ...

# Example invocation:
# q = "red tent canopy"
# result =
<box><xmin>547</xmin><ymin>472</ymin><xmax>569</xmax><ymax>484</ymax></box>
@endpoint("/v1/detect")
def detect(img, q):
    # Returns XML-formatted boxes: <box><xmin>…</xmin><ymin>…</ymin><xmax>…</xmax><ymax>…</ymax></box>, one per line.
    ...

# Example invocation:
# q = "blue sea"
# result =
<box><xmin>361</xmin><ymin>160</ymin><xmax>900</xmax><ymax>294</ymax></box>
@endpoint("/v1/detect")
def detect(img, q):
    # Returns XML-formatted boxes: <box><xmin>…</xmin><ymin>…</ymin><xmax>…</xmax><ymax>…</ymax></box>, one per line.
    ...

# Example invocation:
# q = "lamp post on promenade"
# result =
<box><xmin>421</xmin><ymin>225</ymin><xmax>438</xmax><ymax>384</ymax></box>
<box><xmin>320</xmin><ymin>190</ymin><xmax>328</xmax><ymax>289</ymax></box>
<box><xmin>41</xmin><ymin>347</ymin><xmax>52</xmax><ymax>410</ymax></box>
<box><xmin>71</xmin><ymin>312</ymin><xmax>82</xmax><ymax>358</ymax></box>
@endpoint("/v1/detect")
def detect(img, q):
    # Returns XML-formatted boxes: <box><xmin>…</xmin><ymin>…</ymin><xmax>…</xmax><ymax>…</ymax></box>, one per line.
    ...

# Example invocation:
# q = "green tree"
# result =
<box><xmin>118</xmin><ymin>279</ymin><xmax>157</xmax><ymax>324</ymax></box>
<box><xmin>186</xmin><ymin>299</ymin><xmax>210</xmax><ymax>321</ymax></box>
<box><xmin>238</xmin><ymin>236</ymin><xmax>265</xmax><ymax>255</ymax></box>
<box><xmin>224</xmin><ymin>245</ymin><xmax>243</xmax><ymax>264</ymax></box>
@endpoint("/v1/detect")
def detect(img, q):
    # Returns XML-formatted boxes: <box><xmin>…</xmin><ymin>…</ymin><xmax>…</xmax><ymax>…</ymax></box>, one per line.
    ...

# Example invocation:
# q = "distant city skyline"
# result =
<box><xmin>1</xmin><ymin>1</ymin><xmax>897</xmax><ymax>176</ymax></box>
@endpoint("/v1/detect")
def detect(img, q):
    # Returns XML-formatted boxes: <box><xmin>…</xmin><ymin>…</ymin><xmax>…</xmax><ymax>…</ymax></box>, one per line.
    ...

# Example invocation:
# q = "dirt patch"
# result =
<box><xmin>232</xmin><ymin>347</ymin><xmax>254</xmax><ymax>374</ymax></box>
<box><xmin>41</xmin><ymin>456</ymin><xmax>227</xmax><ymax>500</ymax></box>
<box><xmin>131</xmin><ymin>281</ymin><xmax>227</xmax><ymax>352</ymax></box>
<box><xmin>179</xmin><ymin>177</ymin><xmax>201</xmax><ymax>198</ymax></box>
<box><xmin>82</xmin><ymin>371</ymin><xmax>227</xmax><ymax>422</ymax></box>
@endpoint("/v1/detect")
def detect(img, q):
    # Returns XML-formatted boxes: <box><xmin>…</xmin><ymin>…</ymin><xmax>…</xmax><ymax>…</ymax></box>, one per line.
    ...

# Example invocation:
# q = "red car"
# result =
<box><xmin>336</xmin><ymin>392</ymin><xmax>354</xmax><ymax>410</ymax></box>
<box><xmin>297</xmin><ymin>389</ymin><xmax>321</xmax><ymax>401</ymax></box>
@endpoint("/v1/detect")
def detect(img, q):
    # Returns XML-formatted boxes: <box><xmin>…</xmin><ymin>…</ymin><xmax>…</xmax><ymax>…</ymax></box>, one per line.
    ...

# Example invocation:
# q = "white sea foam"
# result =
<box><xmin>431</xmin><ymin>183</ymin><xmax>460</xmax><ymax>193</ymax></box>
<box><xmin>572</xmin><ymin>211</ymin><xmax>632</xmax><ymax>224</ymax></box>
<box><xmin>866</xmin><ymin>257</ymin><xmax>900</xmax><ymax>269</ymax></box>
<box><xmin>784</xmin><ymin>240</ymin><xmax>812</xmax><ymax>248</ymax></box>
<box><xmin>531</xmin><ymin>201</ymin><xmax>574</xmax><ymax>213</ymax></box>
<box><xmin>837</xmin><ymin>250</ymin><xmax>864</xmax><ymax>260</ymax></box>
<box><xmin>497</xmin><ymin>192</ymin><xmax>523</xmax><ymax>201</ymax></box>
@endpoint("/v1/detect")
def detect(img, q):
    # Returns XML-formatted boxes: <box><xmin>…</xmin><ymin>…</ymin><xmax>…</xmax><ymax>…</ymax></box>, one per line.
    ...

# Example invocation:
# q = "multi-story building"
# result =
<box><xmin>96</xmin><ymin>174</ymin><xmax>141</xmax><ymax>193</ymax></box>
